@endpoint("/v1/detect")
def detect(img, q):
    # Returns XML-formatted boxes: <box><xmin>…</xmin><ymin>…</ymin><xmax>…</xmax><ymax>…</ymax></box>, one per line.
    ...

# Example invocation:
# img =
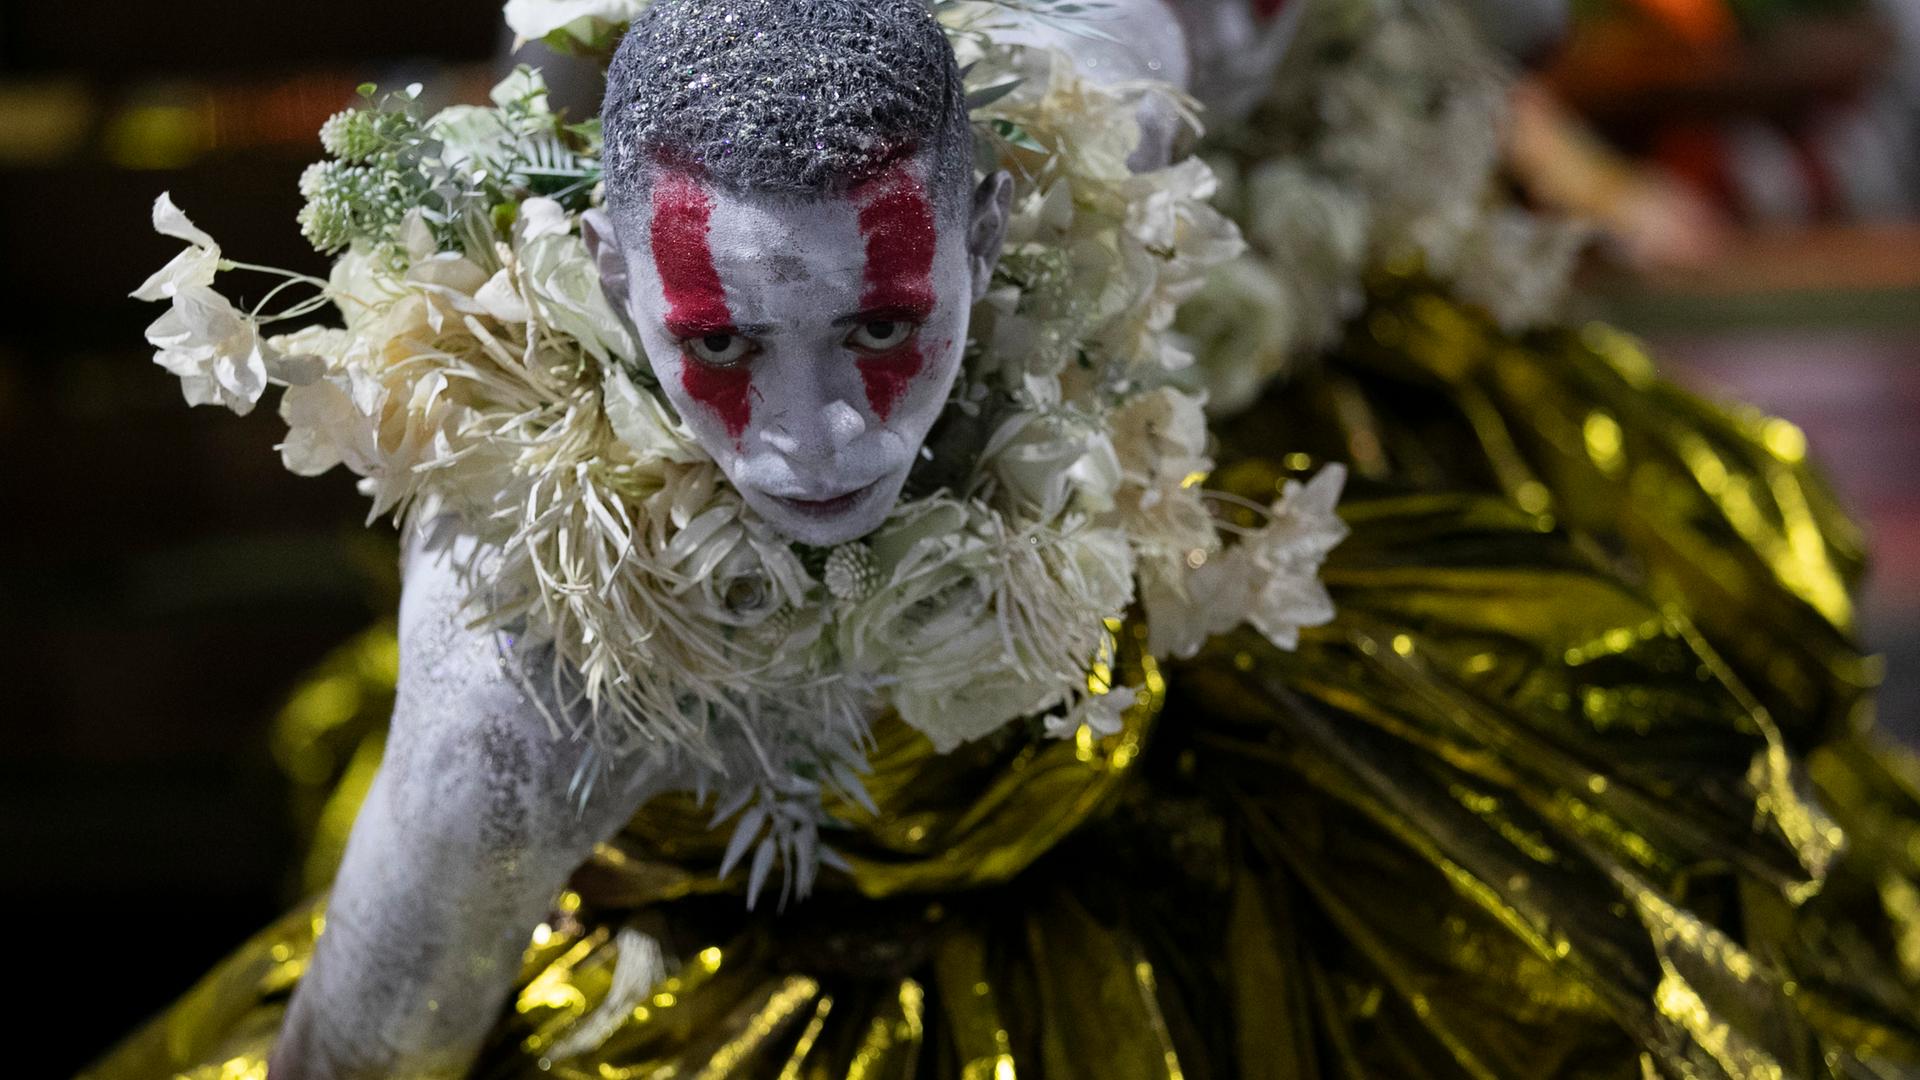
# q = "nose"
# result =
<box><xmin>758</xmin><ymin>398</ymin><xmax>868</xmax><ymax>466</ymax></box>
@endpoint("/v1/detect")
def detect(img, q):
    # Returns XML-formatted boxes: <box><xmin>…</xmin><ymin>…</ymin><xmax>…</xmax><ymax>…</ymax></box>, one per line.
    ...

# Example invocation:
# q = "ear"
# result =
<box><xmin>582</xmin><ymin>207</ymin><xmax>633</xmax><ymax>314</ymax></box>
<box><xmin>966</xmin><ymin>170</ymin><xmax>1013</xmax><ymax>302</ymax></box>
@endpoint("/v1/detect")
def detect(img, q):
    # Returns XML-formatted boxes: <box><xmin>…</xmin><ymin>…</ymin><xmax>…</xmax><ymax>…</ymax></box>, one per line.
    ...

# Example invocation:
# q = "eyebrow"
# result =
<box><xmin>830</xmin><ymin>302</ymin><xmax>934</xmax><ymax>328</ymax></box>
<box><xmin>664</xmin><ymin>317</ymin><xmax>774</xmax><ymax>339</ymax></box>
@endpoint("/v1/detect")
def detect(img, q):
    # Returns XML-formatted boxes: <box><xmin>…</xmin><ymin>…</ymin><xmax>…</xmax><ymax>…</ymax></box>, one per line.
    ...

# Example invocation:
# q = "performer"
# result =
<box><xmin>98</xmin><ymin>0</ymin><xmax>1919</xmax><ymax>1077</ymax></box>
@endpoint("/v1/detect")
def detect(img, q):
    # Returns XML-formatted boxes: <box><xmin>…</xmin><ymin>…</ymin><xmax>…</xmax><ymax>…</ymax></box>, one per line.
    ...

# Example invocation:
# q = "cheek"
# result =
<box><xmin>646</xmin><ymin>338</ymin><xmax>754</xmax><ymax>449</ymax></box>
<box><xmin>856</xmin><ymin>342</ymin><xmax>923</xmax><ymax>423</ymax></box>
<box><xmin>860</xmin><ymin>313</ymin><xmax>964</xmax><ymax>425</ymax></box>
<box><xmin>678</xmin><ymin>359</ymin><xmax>754</xmax><ymax>443</ymax></box>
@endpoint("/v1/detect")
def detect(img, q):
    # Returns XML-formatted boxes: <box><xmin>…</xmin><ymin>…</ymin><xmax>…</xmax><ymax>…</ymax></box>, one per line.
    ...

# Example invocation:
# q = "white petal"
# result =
<box><xmin>131</xmin><ymin>245</ymin><xmax>219</xmax><ymax>302</ymax></box>
<box><xmin>517</xmin><ymin>197</ymin><xmax>570</xmax><ymax>242</ymax></box>
<box><xmin>151</xmin><ymin>192</ymin><xmax>215</xmax><ymax>248</ymax></box>
<box><xmin>476</xmin><ymin>269</ymin><xmax>531</xmax><ymax>323</ymax></box>
<box><xmin>177</xmin><ymin>373</ymin><xmax>221</xmax><ymax>408</ymax></box>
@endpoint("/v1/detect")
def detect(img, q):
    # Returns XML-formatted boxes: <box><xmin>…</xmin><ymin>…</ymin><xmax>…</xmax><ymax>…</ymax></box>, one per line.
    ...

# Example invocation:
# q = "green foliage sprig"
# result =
<box><xmin>297</xmin><ymin>69</ymin><xmax>602</xmax><ymax>266</ymax></box>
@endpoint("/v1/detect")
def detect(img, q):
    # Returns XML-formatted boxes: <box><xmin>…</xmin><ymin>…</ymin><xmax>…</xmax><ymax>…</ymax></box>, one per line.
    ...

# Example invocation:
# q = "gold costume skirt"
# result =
<box><xmin>87</xmin><ymin>286</ymin><xmax>1920</xmax><ymax>1079</ymax></box>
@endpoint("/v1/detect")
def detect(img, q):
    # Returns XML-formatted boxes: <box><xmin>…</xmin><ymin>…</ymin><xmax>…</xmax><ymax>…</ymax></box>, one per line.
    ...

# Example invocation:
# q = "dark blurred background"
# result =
<box><xmin>1</xmin><ymin>2</ymin><xmax>500</xmax><ymax>1074</ymax></box>
<box><xmin>3</xmin><ymin>0</ymin><xmax>1918</xmax><ymax>1075</ymax></box>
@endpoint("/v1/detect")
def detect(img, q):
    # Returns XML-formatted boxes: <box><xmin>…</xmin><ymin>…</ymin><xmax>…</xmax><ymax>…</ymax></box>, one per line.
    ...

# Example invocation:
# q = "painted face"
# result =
<box><xmin>596</xmin><ymin>154</ymin><xmax>1000</xmax><ymax>547</ymax></box>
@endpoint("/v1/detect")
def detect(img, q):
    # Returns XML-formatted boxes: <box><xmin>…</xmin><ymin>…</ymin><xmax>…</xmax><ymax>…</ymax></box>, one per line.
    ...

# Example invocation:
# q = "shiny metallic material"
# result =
<box><xmin>85</xmin><ymin>284</ymin><xmax>1920</xmax><ymax>1077</ymax></box>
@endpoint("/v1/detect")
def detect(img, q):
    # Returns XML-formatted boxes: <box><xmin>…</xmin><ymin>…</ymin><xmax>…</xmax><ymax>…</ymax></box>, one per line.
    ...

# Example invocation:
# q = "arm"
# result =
<box><xmin>268</xmin><ymin>522</ymin><xmax>667</xmax><ymax>1079</ymax></box>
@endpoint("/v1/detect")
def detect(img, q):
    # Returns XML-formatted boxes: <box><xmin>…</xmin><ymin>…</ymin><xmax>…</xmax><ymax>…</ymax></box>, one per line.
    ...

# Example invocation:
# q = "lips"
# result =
<box><xmin>767</xmin><ymin>480</ymin><xmax>879</xmax><ymax>518</ymax></box>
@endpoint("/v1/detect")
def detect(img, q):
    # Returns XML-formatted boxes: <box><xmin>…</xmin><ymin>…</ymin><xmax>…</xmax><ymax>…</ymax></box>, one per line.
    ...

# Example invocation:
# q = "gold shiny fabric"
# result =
<box><xmin>86</xmin><ymin>286</ymin><xmax>1920</xmax><ymax>1079</ymax></box>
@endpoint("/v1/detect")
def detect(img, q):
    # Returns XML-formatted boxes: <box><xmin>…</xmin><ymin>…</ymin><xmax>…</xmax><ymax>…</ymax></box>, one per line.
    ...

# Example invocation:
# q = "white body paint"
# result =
<box><xmin>590</xmin><ymin>151</ymin><xmax>1009</xmax><ymax>547</ymax></box>
<box><xmin>270</xmin><ymin>4</ymin><xmax>1309</xmax><ymax>1075</ymax></box>
<box><xmin>268</xmin><ymin>522</ymin><xmax>673</xmax><ymax>1079</ymax></box>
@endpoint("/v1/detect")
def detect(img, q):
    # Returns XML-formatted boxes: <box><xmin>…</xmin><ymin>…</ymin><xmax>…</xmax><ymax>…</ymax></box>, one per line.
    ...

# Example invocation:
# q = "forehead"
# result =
<box><xmin>637</xmin><ymin>155</ymin><xmax>949</xmax><ymax>228</ymax></box>
<box><xmin>700</xmin><ymin>186</ymin><xmax>869</xmax><ymax>280</ymax></box>
<box><xmin>631</xmin><ymin>163</ymin><xmax>949</xmax><ymax>292</ymax></box>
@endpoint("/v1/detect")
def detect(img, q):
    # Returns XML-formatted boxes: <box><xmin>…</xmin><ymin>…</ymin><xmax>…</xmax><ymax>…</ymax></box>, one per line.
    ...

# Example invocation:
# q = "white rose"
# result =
<box><xmin>890</xmin><ymin>523</ymin><xmax>1134</xmax><ymax>747</ymax></box>
<box><xmin>982</xmin><ymin>409</ymin><xmax>1120</xmax><ymax>520</ymax></box>
<box><xmin>1243</xmin><ymin>162</ymin><xmax>1368</xmax><ymax>353</ymax></box>
<box><xmin>658</xmin><ymin>503</ymin><xmax>814</xmax><ymax>630</ymax></box>
<box><xmin>1177</xmin><ymin>256</ymin><xmax>1297</xmax><ymax>416</ymax></box>
<box><xmin>842</xmin><ymin>505</ymin><xmax>1135</xmax><ymax>751</ymax></box>
<box><xmin>516</xmin><ymin>201</ymin><xmax>637</xmax><ymax>365</ymax></box>
<box><xmin>503</xmin><ymin>0</ymin><xmax>648</xmax><ymax>46</ymax></box>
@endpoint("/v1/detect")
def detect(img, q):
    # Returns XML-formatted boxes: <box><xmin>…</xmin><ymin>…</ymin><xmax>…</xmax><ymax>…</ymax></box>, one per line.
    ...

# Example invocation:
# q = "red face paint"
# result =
<box><xmin>651</xmin><ymin>172</ymin><xmax>752</xmax><ymax>440</ymax></box>
<box><xmin>679</xmin><ymin>359</ymin><xmax>752</xmax><ymax>442</ymax></box>
<box><xmin>1252</xmin><ymin>0</ymin><xmax>1291</xmax><ymax>19</ymax></box>
<box><xmin>852</xmin><ymin>162</ymin><xmax>938</xmax><ymax>422</ymax></box>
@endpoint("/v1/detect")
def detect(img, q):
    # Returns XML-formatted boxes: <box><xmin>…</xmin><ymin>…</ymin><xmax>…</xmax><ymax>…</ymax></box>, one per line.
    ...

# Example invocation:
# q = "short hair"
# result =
<box><xmin>602</xmin><ymin>0</ymin><xmax>973</xmax><ymax>215</ymax></box>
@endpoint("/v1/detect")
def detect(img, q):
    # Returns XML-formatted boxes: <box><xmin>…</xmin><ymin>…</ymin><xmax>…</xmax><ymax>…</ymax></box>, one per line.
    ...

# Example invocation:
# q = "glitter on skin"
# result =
<box><xmin>852</xmin><ymin>161</ymin><xmax>936</xmax><ymax>421</ymax></box>
<box><xmin>650</xmin><ymin>172</ymin><xmax>753</xmax><ymax>440</ymax></box>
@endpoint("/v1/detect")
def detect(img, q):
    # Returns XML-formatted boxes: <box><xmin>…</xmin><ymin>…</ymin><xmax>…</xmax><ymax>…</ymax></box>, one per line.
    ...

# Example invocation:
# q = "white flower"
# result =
<box><xmin>430</xmin><ymin>105</ymin><xmax>516</xmax><ymax>176</ymax></box>
<box><xmin>841</xmin><ymin>504</ymin><xmax>1133</xmax><ymax>751</ymax></box>
<box><xmin>1043</xmin><ymin>685</ymin><xmax>1136</xmax><ymax>740</ymax></box>
<box><xmin>1145</xmin><ymin>465</ymin><xmax>1349</xmax><ymax>659</ymax></box>
<box><xmin>503</xmin><ymin>0</ymin><xmax>647</xmax><ymax>45</ymax></box>
<box><xmin>1178</xmin><ymin>256</ymin><xmax>1297</xmax><ymax>416</ymax></box>
<box><xmin>658</xmin><ymin>501</ymin><xmax>815</xmax><ymax>631</ymax></box>
<box><xmin>516</xmin><ymin>199</ymin><xmax>637</xmax><ymax>364</ymax></box>
<box><xmin>981</xmin><ymin>408</ymin><xmax>1120</xmax><ymax>519</ymax></box>
<box><xmin>278</xmin><ymin>370</ymin><xmax>379</xmax><ymax>478</ymax></box>
<box><xmin>136</xmin><ymin>193</ymin><xmax>319</xmax><ymax>416</ymax></box>
<box><xmin>1243</xmin><ymin>162</ymin><xmax>1369</xmax><ymax>355</ymax></box>
<box><xmin>1448</xmin><ymin>208</ymin><xmax>1590</xmax><ymax>333</ymax></box>
<box><xmin>1106</xmin><ymin>387</ymin><xmax>1217</xmax><ymax>558</ymax></box>
<box><xmin>823</xmin><ymin>543</ymin><xmax>880</xmax><ymax>603</ymax></box>
<box><xmin>326</xmin><ymin>246</ymin><xmax>402</xmax><ymax>330</ymax></box>
<box><xmin>131</xmin><ymin>192</ymin><xmax>218</xmax><ymax>302</ymax></box>
<box><xmin>602</xmin><ymin>366</ymin><xmax>702</xmax><ymax>466</ymax></box>
<box><xmin>142</xmin><ymin>285</ymin><xmax>277</xmax><ymax>415</ymax></box>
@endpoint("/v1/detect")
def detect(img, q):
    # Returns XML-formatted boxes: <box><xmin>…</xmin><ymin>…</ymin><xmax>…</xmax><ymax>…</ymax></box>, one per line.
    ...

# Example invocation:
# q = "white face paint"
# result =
<box><xmin>592</xmin><ymin>152</ymin><xmax>1009</xmax><ymax>547</ymax></box>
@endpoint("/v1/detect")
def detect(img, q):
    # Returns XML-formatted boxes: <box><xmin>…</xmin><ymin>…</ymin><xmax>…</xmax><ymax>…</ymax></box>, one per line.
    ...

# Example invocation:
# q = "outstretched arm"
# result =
<box><xmin>268</xmin><ymin>522</ymin><xmax>667</xmax><ymax>1079</ymax></box>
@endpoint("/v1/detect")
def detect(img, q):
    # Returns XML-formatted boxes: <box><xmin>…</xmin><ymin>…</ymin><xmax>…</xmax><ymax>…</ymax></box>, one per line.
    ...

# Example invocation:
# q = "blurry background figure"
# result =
<box><xmin>1491</xmin><ymin>0</ymin><xmax>1920</xmax><ymax>268</ymax></box>
<box><xmin>0</xmin><ymin>0</ymin><xmax>1917</xmax><ymax>1075</ymax></box>
<box><xmin>1462</xmin><ymin>0</ymin><xmax>1920</xmax><ymax>754</ymax></box>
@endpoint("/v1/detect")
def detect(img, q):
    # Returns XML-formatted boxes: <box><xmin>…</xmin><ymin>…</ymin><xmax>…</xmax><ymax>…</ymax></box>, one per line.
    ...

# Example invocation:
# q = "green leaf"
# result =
<box><xmin>966</xmin><ymin>79</ymin><xmax>1024</xmax><ymax>110</ymax></box>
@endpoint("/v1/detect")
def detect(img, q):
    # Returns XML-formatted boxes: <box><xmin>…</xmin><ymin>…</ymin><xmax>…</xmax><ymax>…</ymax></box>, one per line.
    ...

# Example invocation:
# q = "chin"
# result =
<box><xmin>741</xmin><ymin>468</ymin><xmax>909</xmax><ymax>547</ymax></box>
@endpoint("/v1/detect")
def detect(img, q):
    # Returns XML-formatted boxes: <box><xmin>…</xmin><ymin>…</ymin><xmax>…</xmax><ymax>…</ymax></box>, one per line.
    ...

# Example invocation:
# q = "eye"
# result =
<box><xmin>684</xmin><ymin>332</ymin><xmax>754</xmax><ymax>367</ymax></box>
<box><xmin>847</xmin><ymin>319</ymin><xmax>916</xmax><ymax>353</ymax></box>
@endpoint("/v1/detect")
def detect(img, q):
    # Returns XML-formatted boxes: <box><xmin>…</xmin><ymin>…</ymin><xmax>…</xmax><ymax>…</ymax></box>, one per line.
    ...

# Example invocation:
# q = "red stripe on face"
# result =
<box><xmin>852</xmin><ymin>163</ymin><xmax>937</xmax><ymax>421</ymax></box>
<box><xmin>651</xmin><ymin>172</ymin><xmax>751</xmax><ymax>439</ymax></box>
<box><xmin>679</xmin><ymin>360</ymin><xmax>753</xmax><ymax>442</ymax></box>
<box><xmin>855</xmin><ymin>343</ymin><xmax>924</xmax><ymax>426</ymax></box>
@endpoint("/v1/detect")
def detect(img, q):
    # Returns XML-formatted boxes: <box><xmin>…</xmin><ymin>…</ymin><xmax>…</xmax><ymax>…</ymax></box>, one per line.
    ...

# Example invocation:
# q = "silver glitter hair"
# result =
<box><xmin>601</xmin><ymin>0</ymin><xmax>973</xmax><ymax>215</ymax></box>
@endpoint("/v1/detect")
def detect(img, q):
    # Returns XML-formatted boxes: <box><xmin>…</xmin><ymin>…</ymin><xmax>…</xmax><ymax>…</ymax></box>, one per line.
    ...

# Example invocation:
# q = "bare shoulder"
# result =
<box><xmin>388</xmin><ymin>519</ymin><xmax>566</xmax><ymax>807</ymax></box>
<box><xmin>394</xmin><ymin>516</ymin><xmax>546</xmax><ymax>719</ymax></box>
